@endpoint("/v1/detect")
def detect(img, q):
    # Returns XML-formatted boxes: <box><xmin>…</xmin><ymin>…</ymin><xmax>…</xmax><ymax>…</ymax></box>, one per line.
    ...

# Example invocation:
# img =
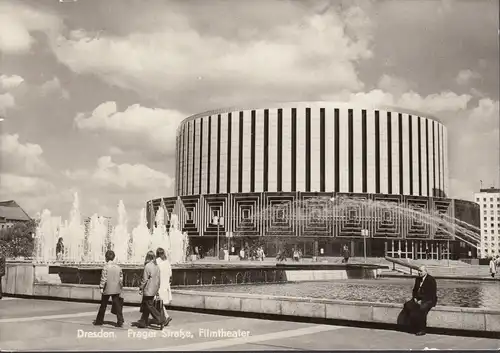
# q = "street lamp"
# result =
<box><xmin>212</xmin><ymin>215</ymin><xmax>224</xmax><ymax>259</ymax></box>
<box><xmin>361</xmin><ymin>229</ymin><xmax>369</xmax><ymax>263</ymax></box>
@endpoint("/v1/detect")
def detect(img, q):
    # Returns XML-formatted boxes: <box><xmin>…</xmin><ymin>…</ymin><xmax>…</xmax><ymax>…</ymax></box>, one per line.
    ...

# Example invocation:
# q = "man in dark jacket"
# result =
<box><xmin>0</xmin><ymin>255</ymin><xmax>5</xmax><ymax>299</ymax></box>
<box><xmin>410</xmin><ymin>266</ymin><xmax>437</xmax><ymax>336</ymax></box>
<box><xmin>137</xmin><ymin>255</ymin><xmax>165</xmax><ymax>328</ymax></box>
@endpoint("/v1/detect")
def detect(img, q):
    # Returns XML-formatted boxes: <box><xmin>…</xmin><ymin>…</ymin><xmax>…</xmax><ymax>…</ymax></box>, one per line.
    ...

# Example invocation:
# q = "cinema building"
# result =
<box><xmin>147</xmin><ymin>102</ymin><xmax>479</xmax><ymax>260</ymax></box>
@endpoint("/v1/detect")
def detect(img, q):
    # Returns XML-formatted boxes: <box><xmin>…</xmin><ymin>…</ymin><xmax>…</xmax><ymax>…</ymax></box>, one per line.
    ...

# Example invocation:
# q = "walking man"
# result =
<box><xmin>94</xmin><ymin>250</ymin><xmax>124</xmax><ymax>327</ymax></box>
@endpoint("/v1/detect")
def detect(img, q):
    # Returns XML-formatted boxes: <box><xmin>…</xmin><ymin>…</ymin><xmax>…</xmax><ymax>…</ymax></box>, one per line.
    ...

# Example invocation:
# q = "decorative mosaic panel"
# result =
<box><xmin>149</xmin><ymin>192</ymin><xmax>472</xmax><ymax>243</ymax></box>
<box><xmin>160</xmin><ymin>197</ymin><xmax>177</xmax><ymax>230</ymax></box>
<box><xmin>371</xmin><ymin>194</ymin><xmax>403</xmax><ymax>238</ymax></box>
<box><xmin>146</xmin><ymin>199</ymin><xmax>159</xmax><ymax>230</ymax></box>
<box><xmin>404</xmin><ymin>197</ymin><xmax>431</xmax><ymax>240</ymax></box>
<box><xmin>262</xmin><ymin>192</ymin><xmax>297</xmax><ymax>236</ymax></box>
<box><xmin>202</xmin><ymin>194</ymin><xmax>229</xmax><ymax>236</ymax></box>
<box><xmin>232</xmin><ymin>193</ymin><xmax>261</xmax><ymax>236</ymax></box>
<box><xmin>299</xmin><ymin>192</ymin><xmax>334</xmax><ymax>237</ymax></box>
<box><xmin>178</xmin><ymin>196</ymin><xmax>201</xmax><ymax>236</ymax></box>
<box><xmin>335</xmin><ymin>193</ymin><xmax>370</xmax><ymax>237</ymax></box>
<box><xmin>432</xmin><ymin>198</ymin><xmax>453</xmax><ymax>240</ymax></box>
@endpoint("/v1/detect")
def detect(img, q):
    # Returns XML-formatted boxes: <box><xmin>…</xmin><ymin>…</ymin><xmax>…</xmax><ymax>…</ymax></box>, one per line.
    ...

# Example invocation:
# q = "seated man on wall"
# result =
<box><xmin>0</xmin><ymin>254</ymin><xmax>5</xmax><ymax>299</ymax></box>
<box><xmin>409</xmin><ymin>266</ymin><xmax>438</xmax><ymax>336</ymax></box>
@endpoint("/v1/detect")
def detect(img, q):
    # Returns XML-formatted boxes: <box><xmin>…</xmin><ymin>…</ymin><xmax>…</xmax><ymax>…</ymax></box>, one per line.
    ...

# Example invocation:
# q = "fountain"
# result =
<box><xmin>111</xmin><ymin>200</ymin><xmax>130</xmax><ymax>264</ymax></box>
<box><xmin>65</xmin><ymin>192</ymin><xmax>86</xmax><ymax>263</ymax></box>
<box><xmin>168</xmin><ymin>214</ymin><xmax>188</xmax><ymax>265</ymax></box>
<box><xmin>130</xmin><ymin>208</ymin><xmax>151</xmax><ymax>263</ymax></box>
<box><xmin>33</xmin><ymin>192</ymin><xmax>189</xmax><ymax>266</ymax></box>
<box><xmin>150</xmin><ymin>202</ymin><xmax>169</xmax><ymax>256</ymax></box>
<box><xmin>34</xmin><ymin>210</ymin><xmax>61</xmax><ymax>263</ymax></box>
<box><xmin>86</xmin><ymin>214</ymin><xmax>106</xmax><ymax>263</ymax></box>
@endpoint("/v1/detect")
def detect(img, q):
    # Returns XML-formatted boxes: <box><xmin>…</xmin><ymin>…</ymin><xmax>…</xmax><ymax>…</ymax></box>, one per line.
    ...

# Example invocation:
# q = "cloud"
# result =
<box><xmin>0</xmin><ymin>133</ymin><xmax>50</xmax><ymax>175</ymax></box>
<box><xmin>377</xmin><ymin>75</ymin><xmax>410</xmax><ymax>96</ymax></box>
<box><xmin>52</xmin><ymin>3</ymin><xmax>373</xmax><ymax>110</ymax></box>
<box><xmin>0</xmin><ymin>92</ymin><xmax>15</xmax><ymax>114</ymax></box>
<box><xmin>0</xmin><ymin>133</ymin><xmax>57</xmax><ymax>215</ymax></box>
<box><xmin>446</xmin><ymin>98</ymin><xmax>499</xmax><ymax>199</ymax></box>
<box><xmin>75</xmin><ymin>102</ymin><xmax>185</xmax><ymax>155</ymax></box>
<box><xmin>324</xmin><ymin>89</ymin><xmax>472</xmax><ymax>114</ymax></box>
<box><xmin>0</xmin><ymin>74</ymin><xmax>24</xmax><ymax>89</ymax></box>
<box><xmin>467</xmin><ymin>98</ymin><xmax>499</xmax><ymax>126</ymax></box>
<box><xmin>65</xmin><ymin>155</ymin><xmax>174</xmax><ymax>193</ymax></box>
<box><xmin>0</xmin><ymin>2</ymin><xmax>62</xmax><ymax>54</ymax></box>
<box><xmin>455</xmin><ymin>69</ymin><xmax>481</xmax><ymax>86</ymax></box>
<box><xmin>40</xmin><ymin>77</ymin><xmax>70</xmax><ymax>99</ymax></box>
<box><xmin>0</xmin><ymin>173</ymin><xmax>55</xmax><ymax>196</ymax></box>
<box><xmin>108</xmin><ymin>146</ymin><xmax>124</xmax><ymax>155</ymax></box>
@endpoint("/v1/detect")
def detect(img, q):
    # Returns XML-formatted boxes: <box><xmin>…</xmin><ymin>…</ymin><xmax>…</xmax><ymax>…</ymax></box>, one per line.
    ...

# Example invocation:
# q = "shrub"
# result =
<box><xmin>0</xmin><ymin>220</ymin><xmax>37</xmax><ymax>258</ymax></box>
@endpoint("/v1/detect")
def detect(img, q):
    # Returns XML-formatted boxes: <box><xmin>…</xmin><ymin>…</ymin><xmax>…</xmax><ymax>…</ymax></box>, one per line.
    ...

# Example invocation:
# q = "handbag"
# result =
<box><xmin>111</xmin><ymin>296</ymin><xmax>124</xmax><ymax>315</ymax></box>
<box><xmin>153</xmin><ymin>294</ymin><xmax>164</xmax><ymax>312</ymax></box>
<box><xmin>154</xmin><ymin>294</ymin><xmax>165</xmax><ymax>321</ymax></box>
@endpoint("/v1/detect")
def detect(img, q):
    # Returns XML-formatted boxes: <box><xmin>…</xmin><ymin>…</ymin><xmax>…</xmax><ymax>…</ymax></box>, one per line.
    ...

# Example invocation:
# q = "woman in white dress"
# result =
<box><xmin>489</xmin><ymin>257</ymin><xmax>497</xmax><ymax>278</ymax></box>
<box><xmin>156</xmin><ymin>247</ymin><xmax>173</xmax><ymax>325</ymax></box>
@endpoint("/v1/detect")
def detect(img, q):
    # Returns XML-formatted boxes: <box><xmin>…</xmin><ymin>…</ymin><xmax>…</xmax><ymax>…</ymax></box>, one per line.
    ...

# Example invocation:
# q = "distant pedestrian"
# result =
<box><xmin>56</xmin><ymin>237</ymin><xmax>64</xmax><ymax>261</ymax></box>
<box><xmin>93</xmin><ymin>250</ymin><xmax>124</xmax><ymax>327</ymax></box>
<box><xmin>489</xmin><ymin>257</ymin><xmax>496</xmax><ymax>278</ymax></box>
<box><xmin>0</xmin><ymin>254</ymin><xmax>5</xmax><ymax>300</ymax></box>
<box><xmin>342</xmin><ymin>245</ymin><xmax>350</xmax><ymax>264</ymax></box>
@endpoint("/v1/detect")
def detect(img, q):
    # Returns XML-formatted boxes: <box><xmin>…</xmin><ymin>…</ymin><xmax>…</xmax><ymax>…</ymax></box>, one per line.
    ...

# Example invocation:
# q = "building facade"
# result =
<box><xmin>474</xmin><ymin>187</ymin><xmax>500</xmax><ymax>258</ymax></box>
<box><xmin>0</xmin><ymin>200</ymin><xmax>31</xmax><ymax>229</ymax></box>
<box><xmin>148</xmin><ymin>102</ymin><xmax>479</xmax><ymax>259</ymax></box>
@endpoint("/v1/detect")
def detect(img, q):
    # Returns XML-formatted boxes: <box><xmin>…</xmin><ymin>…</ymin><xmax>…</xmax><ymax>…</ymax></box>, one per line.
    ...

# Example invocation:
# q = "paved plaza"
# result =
<box><xmin>0</xmin><ymin>297</ymin><xmax>498</xmax><ymax>351</ymax></box>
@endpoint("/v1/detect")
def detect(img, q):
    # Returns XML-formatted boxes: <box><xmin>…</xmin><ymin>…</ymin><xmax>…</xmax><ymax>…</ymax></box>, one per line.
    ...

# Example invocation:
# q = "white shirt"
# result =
<box><xmin>419</xmin><ymin>274</ymin><xmax>427</xmax><ymax>289</ymax></box>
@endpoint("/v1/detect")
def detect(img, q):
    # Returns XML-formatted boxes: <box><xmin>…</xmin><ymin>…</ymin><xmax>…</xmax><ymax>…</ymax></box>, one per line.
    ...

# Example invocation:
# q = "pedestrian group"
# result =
<box><xmin>93</xmin><ymin>247</ymin><xmax>172</xmax><ymax>329</ymax></box>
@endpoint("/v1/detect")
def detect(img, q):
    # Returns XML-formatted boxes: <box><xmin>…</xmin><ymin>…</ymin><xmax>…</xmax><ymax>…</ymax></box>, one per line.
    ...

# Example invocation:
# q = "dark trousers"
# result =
<box><xmin>96</xmin><ymin>294</ymin><xmax>123</xmax><ymax>324</ymax></box>
<box><xmin>0</xmin><ymin>276</ymin><xmax>3</xmax><ymax>299</ymax></box>
<box><xmin>139</xmin><ymin>296</ymin><xmax>164</xmax><ymax>325</ymax></box>
<box><xmin>410</xmin><ymin>301</ymin><xmax>433</xmax><ymax>333</ymax></box>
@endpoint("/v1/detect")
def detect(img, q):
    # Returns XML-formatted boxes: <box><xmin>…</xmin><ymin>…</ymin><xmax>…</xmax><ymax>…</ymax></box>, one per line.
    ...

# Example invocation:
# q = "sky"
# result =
<box><xmin>0</xmin><ymin>0</ymin><xmax>498</xmax><ymax>225</ymax></box>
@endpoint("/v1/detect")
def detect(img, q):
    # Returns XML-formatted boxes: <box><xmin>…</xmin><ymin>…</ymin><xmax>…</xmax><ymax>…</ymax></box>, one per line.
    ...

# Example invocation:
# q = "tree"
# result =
<box><xmin>0</xmin><ymin>220</ymin><xmax>37</xmax><ymax>258</ymax></box>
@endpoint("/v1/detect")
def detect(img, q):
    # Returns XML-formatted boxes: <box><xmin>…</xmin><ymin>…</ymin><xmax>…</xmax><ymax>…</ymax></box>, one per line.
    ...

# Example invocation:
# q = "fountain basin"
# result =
<box><xmin>2</xmin><ymin>260</ymin><xmax>383</xmax><ymax>296</ymax></box>
<box><xmin>46</xmin><ymin>262</ymin><xmax>382</xmax><ymax>287</ymax></box>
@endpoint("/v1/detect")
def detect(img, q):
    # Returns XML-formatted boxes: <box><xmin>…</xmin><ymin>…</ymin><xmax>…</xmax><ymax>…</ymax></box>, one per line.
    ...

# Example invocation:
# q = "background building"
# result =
<box><xmin>0</xmin><ymin>200</ymin><xmax>31</xmax><ymax>229</ymax></box>
<box><xmin>148</xmin><ymin>102</ymin><xmax>479</xmax><ymax>259</ymax></box>
<box><xmin>474</xmin><ymin>187</ymin><xmax>500</xmax><ymax>258</ymax></box>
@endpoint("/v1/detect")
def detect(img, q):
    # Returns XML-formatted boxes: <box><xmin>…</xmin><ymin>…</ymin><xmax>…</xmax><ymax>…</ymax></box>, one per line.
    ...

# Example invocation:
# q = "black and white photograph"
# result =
<box><xmin>0</xmin><ymin>0</ymin><xmax>499</xmax><ymax>350</ymax></box>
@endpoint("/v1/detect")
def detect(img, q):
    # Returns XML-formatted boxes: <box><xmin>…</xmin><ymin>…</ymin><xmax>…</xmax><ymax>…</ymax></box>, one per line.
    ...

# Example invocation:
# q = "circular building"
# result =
<box><xmin>148</xmin><ymin>102</ymin><xmax>479</xmax><ymax>260</ymax></box>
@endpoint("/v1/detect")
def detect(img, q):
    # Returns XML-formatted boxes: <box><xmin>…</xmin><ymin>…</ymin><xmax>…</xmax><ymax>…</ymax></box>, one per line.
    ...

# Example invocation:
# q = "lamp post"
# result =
<box><xmin>447</xmin><ymin>238</ymin><xmax>450</xmax><ymax>267</ymax></box>
<box><xmin>362</xmin><ymin>229</ymin><xmax>369</xmax><ymax>263</ymax></box>
<box><xmin>212</xmin><ymin>215</ymin><xmax>224</xmax><ymax>259</ymax></box>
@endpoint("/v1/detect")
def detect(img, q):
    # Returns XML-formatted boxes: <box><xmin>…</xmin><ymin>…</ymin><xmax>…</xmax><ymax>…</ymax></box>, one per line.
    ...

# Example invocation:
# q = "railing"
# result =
<box><xmin>385</xmin><ymin>256</ymin><xmax>420</xmax><ymax>275</ymax></box>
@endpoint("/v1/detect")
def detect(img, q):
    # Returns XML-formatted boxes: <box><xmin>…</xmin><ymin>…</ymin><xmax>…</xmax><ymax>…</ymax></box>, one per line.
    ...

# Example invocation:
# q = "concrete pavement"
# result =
<box><xmin>0</xmin><ymin>298</ymin><xmax>498</xmax><ymax>351</ymax></box>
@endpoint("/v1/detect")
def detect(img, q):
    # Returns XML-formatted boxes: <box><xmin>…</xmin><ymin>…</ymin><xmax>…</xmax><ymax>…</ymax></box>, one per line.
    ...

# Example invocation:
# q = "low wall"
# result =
<box><xmin>24</xmin><ymin>283</ymin><xmax>500</xmax><ymax>334</ymax></box>
<box><xmin>2</xmin><ymin>262</ymin><xmax>36</xmax><ymax>296</ymax></box>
